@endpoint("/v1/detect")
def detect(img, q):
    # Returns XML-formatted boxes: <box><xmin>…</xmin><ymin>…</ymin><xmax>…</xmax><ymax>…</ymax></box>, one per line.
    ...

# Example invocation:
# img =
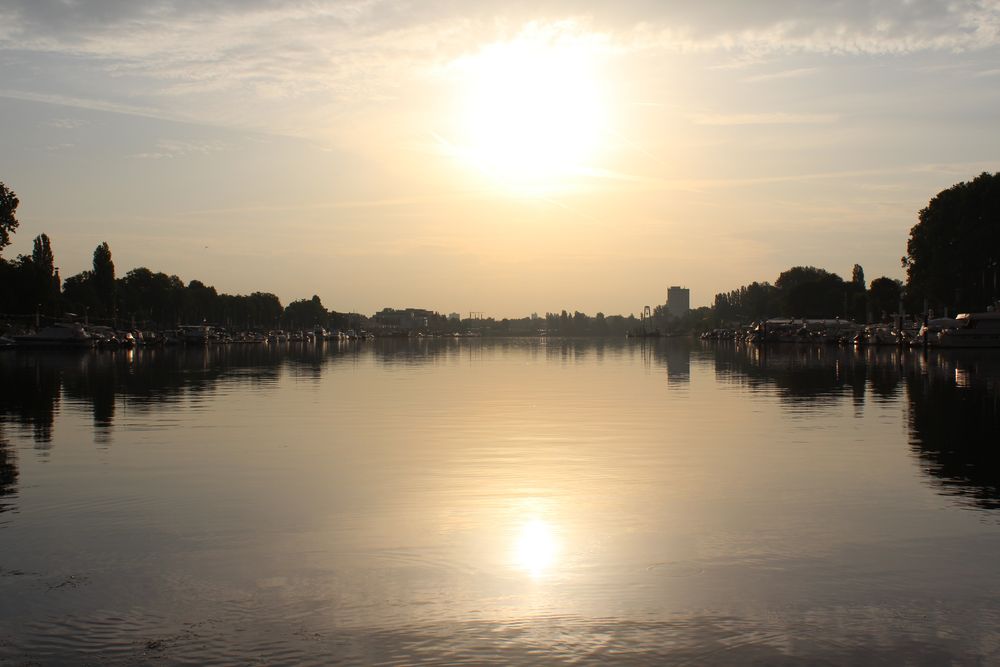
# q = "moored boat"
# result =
<box><xmin>13</xmin><ymin>322</ymin><xmax>94</xmax><ymax>348</ymax></box>
<box><xmin>935</xmin><ymin>312</ymin><xmax>1000</xmax><ymax>348</ymax></box>
<box><xmin>179</xmin><ymin>324</ymin><xmax>212</xmax><ymax>345</ymax></box>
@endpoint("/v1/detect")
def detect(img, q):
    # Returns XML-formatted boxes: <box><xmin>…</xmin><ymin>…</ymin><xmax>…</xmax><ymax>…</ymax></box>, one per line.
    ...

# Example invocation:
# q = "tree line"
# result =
<box><xmin>0</xmin><ymin>182</ymin><xmax>355</xmax><ymax>330</ymax></box>
<box><xmin>2</xmin><ymin>171</ymin><xmax>998</xmax><ymax>332</ymax></box>
<box><xmin>712</xmin><ymin>265</ymin><xmax>904</xmax><ymax>324</ymax></box>
<box><xmin>711</xmin><ymin>171</ymin><xmax>1000</xmax><ymax>324</ymax></box>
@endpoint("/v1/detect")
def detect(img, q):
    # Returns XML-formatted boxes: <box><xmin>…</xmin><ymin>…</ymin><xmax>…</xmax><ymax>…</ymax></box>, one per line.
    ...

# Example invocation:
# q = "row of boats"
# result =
<box><xmin>0</xmin><ymin>323</ymin><xmax>377</xmax><ymax>349</ymax></box>
<box><xmin>701</xmin><ymin>312</ymin><xmax>1000</xmax><ymax>348</ymax></box>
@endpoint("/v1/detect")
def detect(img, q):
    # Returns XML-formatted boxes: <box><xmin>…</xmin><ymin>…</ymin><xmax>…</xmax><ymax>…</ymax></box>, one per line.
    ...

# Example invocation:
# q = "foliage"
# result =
<box><xmin>904</xmin><ymin>171</ymin><xmax>1000</xmax><ymax>312</ymax></box>
<box><xmin>0</xmin><ymin>181</ymin><xmax>18</xmax><ymax>254</ymax></box>
<box><xmin>117</xmin><ymin>268</ymin><xmax>186</xmax><ymax>325</ymax></box>
<box><xmin>62</xmin><ymin>270</ymin><xmax>100</xmax><ymax>315</ymax></box>
<box><xmin>868</xmin><ymin>276</ymin><xmax>902</xmax><ymax>319</ymax></box>
<box><xmin>712</xmin><ymin>264</ymin><xmax>873</xmax><ymax>325</ymax></box>
<box><xmin>851</xmin><ymin>264</ymin><xmax>865</xmax><ymax>288</ymax></box>
<box><xmin>713</xmin><ymin>281</ymin><xmax>780</xmax><ymax>323</ymax></box>
<box><xmin>92</xmin><ymin>242</ymin><xmax>116</xmax><ymax>316</ymax></box>
<box><xmin>283</xmin><ymin>295</ymin><xmax>328</xmax><ymax>328</ymax></box>
<box><xmin>775</xmin><ymin>266</ymin><xmax>847</xmax><ymax>318</ymax></box>
<box><xmin>32</xmin><ymin>234</ymin><xmax>54</xmax><ymax>277</ymax></box>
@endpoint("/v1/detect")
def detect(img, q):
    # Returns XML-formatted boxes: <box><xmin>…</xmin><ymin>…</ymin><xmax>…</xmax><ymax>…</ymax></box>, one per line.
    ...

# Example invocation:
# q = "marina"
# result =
<box><xmin>701</xmin><ymin>308</ymin><xmax>1000</xmax><ymax>348</ymax></box>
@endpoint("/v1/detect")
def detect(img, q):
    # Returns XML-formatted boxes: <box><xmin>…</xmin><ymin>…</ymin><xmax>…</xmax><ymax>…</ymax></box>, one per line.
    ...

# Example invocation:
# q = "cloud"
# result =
<box><xmin>690</xmin><ymin>112</ymin><xmax>839</xmax><ymax>126</ymax></box>
<box><xmin>133</xmin><ymin>139</ymin><xmax>226</xmax><ymax>159</ymax></box>
<box><xmin>1</xmin><ymin>0</ymin><xmax>999</xmax><ymax>140</ymax></box>
<box><xmin>45</xmin><ymin>117</ymin><xmax>88</xmax><ymax>129</ymax></box>
<box><xmin>621</xmin><ymin>0</ymin><xmax>1000</xmax><ymax>55</ymax></box>
<box><xmin>0</xmin><ymin>88</ymin><xmax>191</xmax><ymax>123</ymax></box>
<box><xmin>742</xmin><ymin>67</ymin><xmax>818</xmax><ymax>83</ymax></box>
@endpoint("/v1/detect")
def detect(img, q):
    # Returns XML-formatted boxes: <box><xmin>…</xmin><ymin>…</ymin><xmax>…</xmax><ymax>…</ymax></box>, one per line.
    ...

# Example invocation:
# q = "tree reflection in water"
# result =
<box><xmin>906</xmin><ymin>353</ymin><xmax>1000</xmax><ymax>510</ymax></box>
<box><xmin>0</xmin><ymin>436</ymin><xmax>15</xmax><ymax>513</ymax></box>
<box><xmin>2</xmin><ymin>342</ymin><xmax>1000</xmax><ymax>514</ymax></box>
<box><xmin>705</xmin><ymin>341</ymin><xmax>1000</xmax><ymax>511</ymax></box>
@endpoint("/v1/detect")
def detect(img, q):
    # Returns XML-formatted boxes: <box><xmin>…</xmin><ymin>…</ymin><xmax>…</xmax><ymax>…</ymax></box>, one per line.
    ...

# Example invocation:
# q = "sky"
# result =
<box><xmin>1</xmin><ymin>0</ymin><xmax>999</xmax><ymax>318</ymax></box>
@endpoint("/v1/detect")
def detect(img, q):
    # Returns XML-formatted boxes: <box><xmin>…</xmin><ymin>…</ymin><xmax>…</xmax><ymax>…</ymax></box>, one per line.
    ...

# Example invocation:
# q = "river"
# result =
<box><xmin>1</xmin><ymin>339</ymin><xmax>998</xmax><ymax>665</ymax></box>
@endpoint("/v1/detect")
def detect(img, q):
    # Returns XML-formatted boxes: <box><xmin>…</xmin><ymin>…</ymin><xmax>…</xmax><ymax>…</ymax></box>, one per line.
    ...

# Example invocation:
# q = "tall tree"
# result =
<box><xmin>30</xmin><ymin>234</ymin><xmax>60</xmax><ymax>313</ymax></box>
<box><xmin>904</xmin><ymin>172</ymin><xmax>1000</xmax><ymax>312</ymax></box>
<box><xmin>851</xmin><ymin>264</ymin><xmax>865</xmax><ymax>288</ymax></box>
<box><xmin>31</xmin><ymin>234</ymin><xmax>54</xmax><ymax>277</ymax></box>
<box><xmin>92</xmin><ymin>242</ymin><xmax>115</xmax><ymax>317</ymax></box>
<box><xmin>869</xmin><ymin>277</ymin><xmax>902</xmax><ymax>320</ymax></box>
<box><xmin>0</xmin><ymin>181</ymin><xmax>18</xmax><ymax>254</ymax></box>
<box><xmin>849</xmin><ymin>264</ymin><xmax>867</xmax><ymax>321</ymax></box>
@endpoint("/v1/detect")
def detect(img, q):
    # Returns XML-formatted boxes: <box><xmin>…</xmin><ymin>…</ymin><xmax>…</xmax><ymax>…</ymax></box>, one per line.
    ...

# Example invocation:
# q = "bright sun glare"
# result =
<box><xmin>513</xmin><ymin>518</ymin><xmax>559</xmax><ymax>578</ymax></box>
<box><xmin>448</xmin><ymin>24</ymin><xmax>609</xmax><ymax>194</ymax></box>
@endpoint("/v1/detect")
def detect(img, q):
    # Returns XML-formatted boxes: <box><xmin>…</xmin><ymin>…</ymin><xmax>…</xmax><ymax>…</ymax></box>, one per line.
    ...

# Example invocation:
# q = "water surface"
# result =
<box><xmin>1</xmin><ymin>340</ymin><xmax>999</xmax><ymax>665</ymax></box>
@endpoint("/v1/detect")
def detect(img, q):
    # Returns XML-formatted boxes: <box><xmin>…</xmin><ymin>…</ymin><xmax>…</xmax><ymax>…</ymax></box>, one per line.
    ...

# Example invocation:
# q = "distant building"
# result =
<box><xmin>667</xmin><ymin>286</ymin><xmax>690</xmax><ymax>319</ymax></box>
<box><xmin>374</xmin><ymin>307</ymin><xmax>437</xmax><ymax>331</ymax></box>
<box><xmin>448</xmin><ymin>312</ymin><xmax>461</xmax><ymax>322</ymax></box>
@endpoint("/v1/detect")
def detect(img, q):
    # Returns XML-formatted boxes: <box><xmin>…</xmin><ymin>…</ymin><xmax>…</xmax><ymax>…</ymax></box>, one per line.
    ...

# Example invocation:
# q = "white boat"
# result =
<box><xmin>13</xmin><ymin>322</ymin><xmax>94</xmax><ymax>348</ymax></box>
<box><xmin>914</xmin><ymin>317</ymin><xmax>962</xmax><ymax>346</ymax></box>
<box><xmin>936</xmin><ymin>312</ymin><xmax>1000</xmax><ymax>348</ymax></box>
<box><xmin>179</xmin><ymin>324</ymin><xmax>212</xmax><ymax>345</ymax></box>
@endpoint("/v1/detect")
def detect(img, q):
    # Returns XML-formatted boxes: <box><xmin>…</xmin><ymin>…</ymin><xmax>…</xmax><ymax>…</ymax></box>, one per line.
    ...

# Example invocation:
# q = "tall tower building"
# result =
<box><xmin>667</xmin><ymin>286</ymin><xmax>690</xmax><ymax>318</ymax></box>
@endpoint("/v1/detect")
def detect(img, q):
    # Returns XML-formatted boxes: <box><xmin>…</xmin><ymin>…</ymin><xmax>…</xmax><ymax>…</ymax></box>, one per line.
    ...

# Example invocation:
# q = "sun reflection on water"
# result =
<box><xmin>513</xmin><ymin>518</ymin><xmax>559</xmax><ymax>579</ymax></box>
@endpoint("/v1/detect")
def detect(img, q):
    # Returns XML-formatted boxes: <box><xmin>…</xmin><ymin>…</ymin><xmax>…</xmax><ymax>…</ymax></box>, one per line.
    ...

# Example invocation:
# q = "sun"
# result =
<box><xmin>445</xmin><ymin>24</ymin><xmax>610</xmax><ymax>195</ymax></box>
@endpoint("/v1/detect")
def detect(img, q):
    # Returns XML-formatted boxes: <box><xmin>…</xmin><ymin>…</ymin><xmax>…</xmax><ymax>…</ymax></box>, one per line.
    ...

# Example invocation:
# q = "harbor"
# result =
<box><xmin>700</xmin><ymin>308</ymin><xmax>1000</xmax><ymax>348</ymax></box>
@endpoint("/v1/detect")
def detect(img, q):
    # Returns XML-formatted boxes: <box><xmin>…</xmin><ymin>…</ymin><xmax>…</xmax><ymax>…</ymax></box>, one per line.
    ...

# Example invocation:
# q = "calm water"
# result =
<box><xmin>1</xmin><ymin>339</ymin><xmax>999</xmax><ymax>665</ymax></box>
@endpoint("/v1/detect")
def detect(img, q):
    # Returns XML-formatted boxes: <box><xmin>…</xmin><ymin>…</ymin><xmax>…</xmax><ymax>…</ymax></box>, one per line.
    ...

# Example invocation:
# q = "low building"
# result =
<box><xmin>373</xmin><ymin>307</ymin><xmax>437</xmax><ymax>331</ymax></box>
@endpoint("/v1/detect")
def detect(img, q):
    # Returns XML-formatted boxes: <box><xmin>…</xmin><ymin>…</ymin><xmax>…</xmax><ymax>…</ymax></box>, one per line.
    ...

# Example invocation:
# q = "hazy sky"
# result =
<box><xmin>1</xmin><ymin>0</ymin><xmax>999</xmax><ymax>317</ymax></box>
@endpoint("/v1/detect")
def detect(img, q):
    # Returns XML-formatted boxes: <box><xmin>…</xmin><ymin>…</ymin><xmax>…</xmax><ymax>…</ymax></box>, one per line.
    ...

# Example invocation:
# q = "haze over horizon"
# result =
<box><xmin>1</xmin><ymin>0</ymin><xmax>999</xmax><ymax>317</ymax></box>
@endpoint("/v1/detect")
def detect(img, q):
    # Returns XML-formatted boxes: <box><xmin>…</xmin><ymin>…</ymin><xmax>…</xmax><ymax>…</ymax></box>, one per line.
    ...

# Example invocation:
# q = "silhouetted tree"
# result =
<box><xmin>848</xmin><ymin>264</ymin><xmax>867</xmax><ymax>321</ymax></box>
<box><xmin>594</xmin><ymin>312</ymin><xmax>607</xmax><ymax>335</ymax></box>
<box><xmin>31</xmin><ymin>234</ymin><xmax>54</xmax><ymax>276</ymax></box>
<box><xmin>117</xmin><ymin>268</ymin><xmax>186</xmax><ymax>326</ymax></box>
<box><xmin>775</xmin><ymin>266</ymin><xmax>846</xmax><ymax>318</ymax></box>
<box><xmin>851</xmin><ymin>264</ymin><xmax>865</xmax><ymax>288</ymax></box>
<box><xmin>30</xmin><ymin>234</ymin><xmax>60</xmax><ymax>314</ymax></box>
<box><xmin>868</xmin><ymin>276</ymin><xmax>902</xmax><ymax>320</ymax></box>
<box><xmin>62</xmin><ymin>270</ymin><xmax>99</xmax><ymax>316</ymax></box>
<box><xmin>92</xmin><ymin>242</ymin><xmax>115</xmax><ymax>317</ymax></box>
<box><xmin>0</xmin><ymin>181</ymin><xmax>18</xmax><ymax>254</ymax></box>
<box><xmin>904</xmin><ymin>172</ymin><xmax>1000</xmax><ymax>312</ymax></box>
<box><xmin>184</xmin><ymin>279</ymin><xmax>218</xmax><ymax>323</ymax></box>
<box><xmin>713</xmin><ymin>281</ymin><xmax>780</xmax><ymax>322</ymax></box>
<box><xmin>283</xmin><ymin>295</ymin><xmax>327</xmax><ymax>329</ymax></box>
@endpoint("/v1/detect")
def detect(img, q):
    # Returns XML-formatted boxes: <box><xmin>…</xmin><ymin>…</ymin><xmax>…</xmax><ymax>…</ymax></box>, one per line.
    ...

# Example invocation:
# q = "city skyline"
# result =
<box><xmin>1</xmin><ymin>1</ymin><xmax>999</xmax><ymax>317</ymax></box>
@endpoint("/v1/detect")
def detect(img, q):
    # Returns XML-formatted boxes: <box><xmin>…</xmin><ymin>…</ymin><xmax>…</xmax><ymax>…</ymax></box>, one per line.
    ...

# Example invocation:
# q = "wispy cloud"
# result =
<box><xmin>625</xmin><ymin>0</ymin><xmax>1000</xmax><ymax>55</ymax></box>
<box><xmin>45</xmin><ymin>117</ymin><xmax>88</xmax><ymax>129</ymax></box>
<box><xmin>743</xmin><ymin>67</ymin><xmax>818</xmax><ymax>83</ymax></box>
<box><xmin>690</xmin><ymin>112</ymin><xmax>839</xmax><ymax>126</ymax></box>
<box><xmin>1</xmin><ymin>0</ymin><xmax>999</xmax><ymax>141</ymax></box>
<box><xmin>133</xmin><ymin>139</ymin><xmax>226</xmax><ymax>159</ymax></box>
<box><xmin>0</xmin><ymin>88</ymin><xmax>190</xmax><ymax>123</ymax></box>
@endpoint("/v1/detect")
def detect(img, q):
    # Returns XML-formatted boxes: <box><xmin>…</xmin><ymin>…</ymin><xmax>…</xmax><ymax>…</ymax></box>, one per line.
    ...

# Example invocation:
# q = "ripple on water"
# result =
<box><xmin>4</xmin><ymin>608</ymin><xmax>995</xmax><ymax>665</ymax></box>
